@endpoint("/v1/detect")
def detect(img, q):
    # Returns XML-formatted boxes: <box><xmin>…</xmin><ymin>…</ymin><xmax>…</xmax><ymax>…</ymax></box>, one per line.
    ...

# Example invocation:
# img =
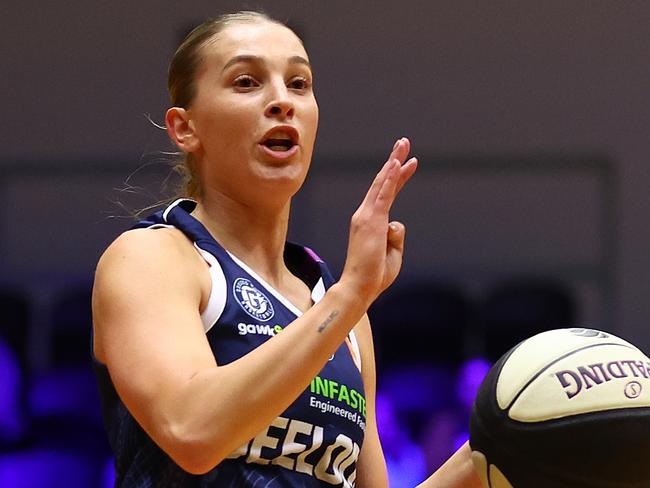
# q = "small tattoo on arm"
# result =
<box><xmin>317</xmin><ymin>310</ymin><xmax>340</xmax><ymax>332</ymax></box>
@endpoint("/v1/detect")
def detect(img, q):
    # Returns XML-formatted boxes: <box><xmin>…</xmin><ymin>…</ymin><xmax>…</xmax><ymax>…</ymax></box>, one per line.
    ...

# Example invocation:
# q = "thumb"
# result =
<box><xmin>387</xmin><ymin>221</ymin><xmax>406</xmax><ymax>253</ymax></box>
<box><xmin>381</xmin><ymin>221</ymin><xmax>407</xmax><ymax>291</ymax></box>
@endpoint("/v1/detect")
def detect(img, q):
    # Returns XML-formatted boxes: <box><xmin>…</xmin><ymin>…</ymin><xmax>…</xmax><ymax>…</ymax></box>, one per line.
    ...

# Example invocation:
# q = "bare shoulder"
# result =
<box><xmin>96</xmin><ymin>227</ymin><xmax>196</xmax><ymax>272</ymax></box>
<box><xmin>94</xmin><ymin>226</ymin><xmax>206</xmax><ymax>306</ymax></box>
<box><xmin>92</xmin><ymin>227</ymin><xmax>208</xmax><ymax>362</ymax></box>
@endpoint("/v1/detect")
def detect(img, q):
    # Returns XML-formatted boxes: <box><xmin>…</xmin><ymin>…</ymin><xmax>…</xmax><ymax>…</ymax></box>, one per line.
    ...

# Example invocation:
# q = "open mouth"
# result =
<box><xmin>260</xmin><ymin>127</ymin><xmax>299</xmax><ymax>154</ymax></box>
<box><xmin>263</xmin><ymin>138</ymin><xmax>295</xmax><ymax>152</ymax></box>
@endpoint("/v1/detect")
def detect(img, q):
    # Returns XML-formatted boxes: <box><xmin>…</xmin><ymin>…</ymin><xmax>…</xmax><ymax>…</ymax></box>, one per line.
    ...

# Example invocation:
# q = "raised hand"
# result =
<box><xmin>339</xmin><ymin>137</ymin><xmax>418</xmax><ymax>309</ymax></box>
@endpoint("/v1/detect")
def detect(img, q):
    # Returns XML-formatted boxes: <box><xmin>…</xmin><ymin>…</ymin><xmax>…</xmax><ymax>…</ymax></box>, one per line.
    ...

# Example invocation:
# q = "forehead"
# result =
<box><xmin>202</xmin><ymin>21</ymin><xmax>309</xmax><ymax>66</ymax></box>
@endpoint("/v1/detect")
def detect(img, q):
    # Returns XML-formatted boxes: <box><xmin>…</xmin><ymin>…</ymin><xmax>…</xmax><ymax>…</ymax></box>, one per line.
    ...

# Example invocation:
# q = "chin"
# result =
<box><xmin>256</xmin><ymin>167</ymin><xmax>307</xmax><ymax>197</ymax></box>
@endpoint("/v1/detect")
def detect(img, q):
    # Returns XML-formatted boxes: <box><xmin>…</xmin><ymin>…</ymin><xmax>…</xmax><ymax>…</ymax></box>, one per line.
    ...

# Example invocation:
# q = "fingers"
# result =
<box><xmin>361</xmin><ymin>136</ymin><xmax>405</xmax><ymax>207</ymax></box>
<box><xmin>374</xmin><ymin>159</ymin><xmax>401</xmax><ymax>212</ymax></box>
<box><xmin>396</xmin><ymin>156</ymin><xmax>418</xmax><ymax>194</ymax></box>
<box><xmin>388</xmin><ymin>138</ymin><xmax>417</xmax><ymax>194</ymax></box>
<box><xmin>389</xmin><ymin>137</ymin><xmax>411</xmax><ymax>165</ymax></box>
<box><xmin>361</xmin><ymin>137</ymin><xmax>418</xmax><ymax>211</ymax></box>
<box><xmin>375</xmin><ymin>139</ymin><xmax>418</xmax><ymax>209</ymax></box>
<box><xmin>389</xmin><ymin>137</ymin><xmax>418</xmax><ymax>198</ymax></box>
<box><xmin>361</xmin><ymin>157</ymin><xmax>399</xmax><ymax>208</ymax></box>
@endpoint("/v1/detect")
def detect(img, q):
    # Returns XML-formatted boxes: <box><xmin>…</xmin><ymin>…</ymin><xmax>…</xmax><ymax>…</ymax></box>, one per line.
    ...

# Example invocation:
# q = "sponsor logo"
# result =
<box><xmin>237</xmin><ymin>322</ymin><xmax>283</xmax><ymax>337</ymax></box>
<box><xmin>309</xmin><ymin>397</ymin><xmax>366</xmax><ymax>431</ymax></box>
<box><xmin>236</xmin><ymin>324</ymin><xmax>333</xmax><ymax>362</ymax></box>
<box><xmin>625</xmin><ymin>381</ymin><xmax>643</xmax><ymax>399</ymax></box>
<box><xmin>233</xmin><ymin>278</ymin><xmax>274</xmax><ymax>322</ymax></box>
<box><xmin>553</xmin><ymin>359</ymin><xmax>650</xmax><ymax>399</ymax></box>
<box><xmin>310</xmin><ymin>375</ymin><xmax>366</xmax><ymax>417</ymax></box>
<box><xmin>226</xmin><ymin>416</ymin><xmax>359</xmax><ymax>487</ymax></box>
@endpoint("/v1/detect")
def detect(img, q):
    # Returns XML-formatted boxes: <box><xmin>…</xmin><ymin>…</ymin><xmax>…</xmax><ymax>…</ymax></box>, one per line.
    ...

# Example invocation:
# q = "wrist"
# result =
<box><xmin>326</xmin><ymin>281</ymin><xmax>371</xmax><ymax>321</ymax></box>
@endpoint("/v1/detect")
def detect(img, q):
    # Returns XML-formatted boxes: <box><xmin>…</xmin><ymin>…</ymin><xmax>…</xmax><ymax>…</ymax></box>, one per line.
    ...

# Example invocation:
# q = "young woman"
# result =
<box><xmin>92</xmin><ymin>11</ymin><xmax>482</xmax><ymax>488</ymax></box>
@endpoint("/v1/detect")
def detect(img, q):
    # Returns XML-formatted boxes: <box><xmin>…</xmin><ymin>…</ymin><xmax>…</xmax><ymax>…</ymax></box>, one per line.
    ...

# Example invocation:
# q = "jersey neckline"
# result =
<box><xmin>164</xmin><ymin>198</ymin><xmax>322</xmax><ymax>319</ymax></box>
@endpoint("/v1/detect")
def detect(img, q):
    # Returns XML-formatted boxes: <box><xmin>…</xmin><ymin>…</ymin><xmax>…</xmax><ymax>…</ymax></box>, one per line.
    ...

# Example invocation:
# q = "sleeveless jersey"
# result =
<box><xmin>93</xmin><ymin>199</ymin><xmax>366</xmax><ymax>487</ymax></box>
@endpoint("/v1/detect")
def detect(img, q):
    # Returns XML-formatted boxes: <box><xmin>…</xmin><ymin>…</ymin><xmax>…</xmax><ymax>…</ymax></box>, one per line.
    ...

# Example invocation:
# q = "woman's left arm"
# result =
<box><xmin>353</xmin><ymin>313</ymin><xmax>484</xmax><ymax>488</ymax></box>
<box><xmin>353</xmin><ymin>314</ymin><xmax>389</xmax><ymax>488</ymax></box>
<box><xmin>416</xmin><ymin>442</ymin><xmax>483</xmax><ymax>488</ymax></box>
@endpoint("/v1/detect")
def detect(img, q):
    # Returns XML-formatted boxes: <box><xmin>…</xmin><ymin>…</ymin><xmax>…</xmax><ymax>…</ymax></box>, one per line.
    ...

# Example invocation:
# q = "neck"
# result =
<box><xmin>192</xmin><ymin>188</ymin><xmax>292</xmax><ymax>284</ymax></box>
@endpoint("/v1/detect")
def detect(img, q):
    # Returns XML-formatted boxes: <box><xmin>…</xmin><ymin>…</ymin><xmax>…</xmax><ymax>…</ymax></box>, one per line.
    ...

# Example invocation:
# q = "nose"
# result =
<box><xmin>264</xmin><ymin>80</ymin><xmax>295</xmax><ymax>119</ymax></box>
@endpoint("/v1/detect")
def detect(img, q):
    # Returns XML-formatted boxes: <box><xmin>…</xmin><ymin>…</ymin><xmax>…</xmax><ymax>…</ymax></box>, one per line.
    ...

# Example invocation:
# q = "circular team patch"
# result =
<box><xmin>233</xmin><ymin>277</ymin><xmax>275</xmax><ymax>322</ymax></box>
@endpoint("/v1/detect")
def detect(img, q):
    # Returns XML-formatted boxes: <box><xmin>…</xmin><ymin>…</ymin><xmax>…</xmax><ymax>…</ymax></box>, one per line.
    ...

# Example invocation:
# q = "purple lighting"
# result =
<box><xmin>0</xmin><ymin>339</ymin><xmax>24</xmax><ymax>444</ymax></box>
<box><xmin>456</xmin><ymin>357</ymin><xmax>492</xmax><ymax>410</ymax></box>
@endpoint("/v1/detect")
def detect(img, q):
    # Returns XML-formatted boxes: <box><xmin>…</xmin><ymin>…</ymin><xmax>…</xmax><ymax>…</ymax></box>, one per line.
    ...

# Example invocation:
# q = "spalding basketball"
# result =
<box><xmin>469</xmin><ymin>328</ymin><xmax>650</xmax><ymax>488</ymax></box>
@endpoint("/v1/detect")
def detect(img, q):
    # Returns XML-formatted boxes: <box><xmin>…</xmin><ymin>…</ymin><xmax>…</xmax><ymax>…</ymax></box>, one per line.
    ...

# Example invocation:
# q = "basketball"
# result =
<box><xmin>469</xmin><ymin>328</ymin><xmax>650</xmax><ymax>488</ymax></box>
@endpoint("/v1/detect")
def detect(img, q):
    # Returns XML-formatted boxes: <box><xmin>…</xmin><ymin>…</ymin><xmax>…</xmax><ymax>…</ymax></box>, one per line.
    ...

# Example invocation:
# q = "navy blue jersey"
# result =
<box><xmin>94</xmin><ymin>199</ymin><xmax>366</xmax><ymax>487</ymax></box>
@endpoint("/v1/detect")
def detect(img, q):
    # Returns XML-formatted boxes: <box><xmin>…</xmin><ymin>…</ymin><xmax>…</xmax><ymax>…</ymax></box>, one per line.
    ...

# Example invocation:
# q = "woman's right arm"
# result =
<box><xmin>92</xmin><ymin>138</ymin><xmax>417</xmax><ymax>474</ymax></box>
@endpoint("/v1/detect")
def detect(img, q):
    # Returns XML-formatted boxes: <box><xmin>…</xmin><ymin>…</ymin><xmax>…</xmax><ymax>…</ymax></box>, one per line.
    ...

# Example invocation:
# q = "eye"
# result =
<box><xmin>233</xmin><ymin>75</ymin><xmax>259</xmax><ymax>90</ymax></box>
<box><xmin>288</xmin><ymin>76</ymin><xmax>311</xmax><ymax>91</ymax></box>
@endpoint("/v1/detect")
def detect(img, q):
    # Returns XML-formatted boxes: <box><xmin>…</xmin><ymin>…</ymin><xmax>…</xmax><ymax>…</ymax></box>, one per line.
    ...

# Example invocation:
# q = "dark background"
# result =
<box><xmin>0</xmin><ymin>1</ymin><xmax>648</xmax><ymax>486</ymax></box>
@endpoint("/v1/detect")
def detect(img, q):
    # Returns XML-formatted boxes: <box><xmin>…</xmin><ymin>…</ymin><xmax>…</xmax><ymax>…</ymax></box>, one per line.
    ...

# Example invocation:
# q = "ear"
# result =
<box><xmin>165</xmin><ymin>107</ymin><xmax>200</xmax><ymax>153</ymax></box>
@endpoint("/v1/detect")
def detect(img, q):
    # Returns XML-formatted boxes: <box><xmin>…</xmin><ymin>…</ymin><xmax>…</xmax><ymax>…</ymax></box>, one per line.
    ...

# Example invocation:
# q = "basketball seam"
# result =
<box><xmin>505</xmin><ymin>342</ymin><xmax>637</xmax><ymax>412</ymax></box>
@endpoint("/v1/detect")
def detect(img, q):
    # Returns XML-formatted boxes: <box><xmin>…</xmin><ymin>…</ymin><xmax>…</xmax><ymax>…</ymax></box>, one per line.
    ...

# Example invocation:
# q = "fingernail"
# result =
<box><xmin>393</xmin><ymin>140</ymin><xmax>400</xmax><ymax>150</ymax></box>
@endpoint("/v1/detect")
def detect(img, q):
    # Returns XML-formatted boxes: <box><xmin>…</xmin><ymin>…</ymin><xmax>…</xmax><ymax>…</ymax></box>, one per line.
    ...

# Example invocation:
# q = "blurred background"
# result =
<box><xmin>0</xmin><ymin>1</ymin><xmax>648</xmax><ymax>486</ymax></box>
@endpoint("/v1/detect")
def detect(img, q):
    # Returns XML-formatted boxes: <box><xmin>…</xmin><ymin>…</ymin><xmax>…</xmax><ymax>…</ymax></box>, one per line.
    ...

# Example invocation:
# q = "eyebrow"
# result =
<box><xmin>221</xmin><ymin>54</ymin><xmax>311</xmax><ymax>72</ymax></box>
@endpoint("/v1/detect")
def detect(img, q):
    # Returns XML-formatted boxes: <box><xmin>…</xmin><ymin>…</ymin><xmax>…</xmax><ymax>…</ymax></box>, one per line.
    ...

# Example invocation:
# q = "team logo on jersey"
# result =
<box><xmin>233</xmin><ymin>278</ymin><xmax>274</xmax><ymax>322</ymax></box>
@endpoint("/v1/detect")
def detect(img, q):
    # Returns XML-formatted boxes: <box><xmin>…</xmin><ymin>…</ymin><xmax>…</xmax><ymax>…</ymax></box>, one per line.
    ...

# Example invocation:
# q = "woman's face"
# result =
<box><xmin>187</xmin><ymin>21</ymin><xmax>319</xmax><ymax>205</ymax></box>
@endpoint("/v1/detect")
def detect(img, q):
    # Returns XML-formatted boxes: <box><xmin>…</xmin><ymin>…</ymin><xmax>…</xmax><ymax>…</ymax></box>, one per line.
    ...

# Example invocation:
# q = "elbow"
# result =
<box><xmin>178</xmin><ymin>459</ymin><xmax>218</xmax><ymax>476</ymax></box>
<box><xmin>160</xmin><ymin>421</ymin><xmax>229</xmax><ymax>475</ymax></box>
<box><xmin>173</xmin><ymin>450</ymin><xmax>218</xmax><ymax>476</ymax></box>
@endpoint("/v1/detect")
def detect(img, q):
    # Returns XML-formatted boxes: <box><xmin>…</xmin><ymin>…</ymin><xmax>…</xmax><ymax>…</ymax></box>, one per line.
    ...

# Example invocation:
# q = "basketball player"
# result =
<box><xmin>92</xmin><ymin>11</ymin><xmax>481</xmax><ymax>487</ymax></box>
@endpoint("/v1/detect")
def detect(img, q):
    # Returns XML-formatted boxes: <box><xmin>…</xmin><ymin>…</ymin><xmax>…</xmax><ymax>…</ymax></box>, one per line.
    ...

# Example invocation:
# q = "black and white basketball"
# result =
<box><xmin>470</xmin><ymin>328</ymin><xmax>650</xmax><ymax>488</ymax></box>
